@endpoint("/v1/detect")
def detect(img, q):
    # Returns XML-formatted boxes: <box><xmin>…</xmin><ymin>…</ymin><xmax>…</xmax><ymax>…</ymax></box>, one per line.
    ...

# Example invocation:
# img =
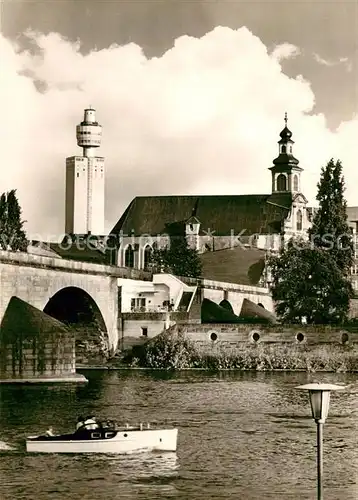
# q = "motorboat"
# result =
<box><xmin>26</xmin><ymin>420</ymin><xmax>178</xmax><ymax>454</ymax></box>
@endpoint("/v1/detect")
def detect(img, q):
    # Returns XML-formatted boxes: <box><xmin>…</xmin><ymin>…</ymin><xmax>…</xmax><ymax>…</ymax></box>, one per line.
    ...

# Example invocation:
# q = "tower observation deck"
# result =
<box><xmin>76</xmin><ymin>108</ymin><xmax>102</xmax><ymax>157</ymax></box>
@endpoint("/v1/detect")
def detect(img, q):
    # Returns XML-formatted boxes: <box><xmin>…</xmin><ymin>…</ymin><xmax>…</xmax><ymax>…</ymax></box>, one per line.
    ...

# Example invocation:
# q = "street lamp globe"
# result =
<box><xmin>296</xmin><ymin>383</ymin><xmax>345</xmax><ymax>423</ymax></box>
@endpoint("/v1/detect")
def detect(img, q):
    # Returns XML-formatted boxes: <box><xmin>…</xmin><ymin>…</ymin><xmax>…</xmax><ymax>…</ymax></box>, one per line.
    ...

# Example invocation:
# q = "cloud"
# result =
<box><xmin>313</xmin><ymin>52</ymin><xmax>352</xmax><ymax>71</ymax></box>
<box><xmin>1</xmin><ymin>26</ymin><xmax>357</xmax><ymax>239</ymax></box>
<box><xmin>313</xmin><ymin>53</ymin><xmax>335</xmax><ymax>66</ymax></box>
<box><xmin>270</xmin><ymin>43</ymin><xmax>301</xmax><ymax>61</ymax></box>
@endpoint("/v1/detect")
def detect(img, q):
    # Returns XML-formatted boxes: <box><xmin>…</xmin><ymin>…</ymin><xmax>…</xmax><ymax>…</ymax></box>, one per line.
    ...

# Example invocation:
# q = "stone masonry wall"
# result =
<box><xmin>0</xmin><ymin>334</ymin><xmax>75</xmax><ymax>379</ymax></box>
<box><xmin>176</xmin><ymin>323</ymin><xmax>358</xmax><ymax>347</ymax></box>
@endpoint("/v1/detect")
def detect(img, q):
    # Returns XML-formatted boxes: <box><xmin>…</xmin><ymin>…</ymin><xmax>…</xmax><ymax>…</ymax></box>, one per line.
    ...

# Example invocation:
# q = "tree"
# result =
<box><xmin>150</xmin><ymin>235</ymin><xmax>202</xmax><ymax>278</ymax></box>
<box><xmin>308</xmin><ymin>159</ymin><xmax>354</xmax><ymax>276</ymax></box>
<box><xmin>0</xmin><ymin>193</ymin><xmax>7</xmax><ymax>239</ymax></box>
<box><xmin>0</xmin><ymin>189</ymin><xmax>27</xmax><ymax>251</ymax></box>
<box><xmin>269</xmin><ymin>239</ymin><xmax>353</xmax><ymax>324</ymax></box>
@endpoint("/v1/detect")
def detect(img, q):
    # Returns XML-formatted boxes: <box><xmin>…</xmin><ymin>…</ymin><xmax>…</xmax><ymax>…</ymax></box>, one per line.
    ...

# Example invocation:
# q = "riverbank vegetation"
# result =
<box><xmin>120</xmin><ymin>331</ymin><xmax>358</xmax><ymax>372</ymax></box>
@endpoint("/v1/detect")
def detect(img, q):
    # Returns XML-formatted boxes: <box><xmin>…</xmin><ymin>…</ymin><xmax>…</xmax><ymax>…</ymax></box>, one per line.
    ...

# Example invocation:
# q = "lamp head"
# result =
<box><xmin>296</xmin><ymin>383</ymin><xmax>345</xmax><ymax>424</ymax></box>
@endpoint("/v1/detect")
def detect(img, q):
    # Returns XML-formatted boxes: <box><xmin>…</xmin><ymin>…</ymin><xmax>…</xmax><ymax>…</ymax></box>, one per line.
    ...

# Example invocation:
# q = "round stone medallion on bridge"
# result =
<box><xmin>250</xmin><ymin>330</ymin><xmax>261</xmax><ymax>343</ymax></box>
<box><xmin>208</xmin><ymin>330</ymin><xmax>218</xmax><ymax>342</ymax></box>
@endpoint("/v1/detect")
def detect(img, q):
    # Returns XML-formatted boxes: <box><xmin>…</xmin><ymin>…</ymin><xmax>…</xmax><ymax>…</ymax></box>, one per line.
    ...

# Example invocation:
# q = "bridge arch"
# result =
<box><xmin>0</xmin><ymin>252</ymin><xmax>119</xmax><ymax>353</ymax></box>
<box><xmin>43</xmin><ymin>287</ymin><xmax>110</xmax><ymax>363</ymax></box>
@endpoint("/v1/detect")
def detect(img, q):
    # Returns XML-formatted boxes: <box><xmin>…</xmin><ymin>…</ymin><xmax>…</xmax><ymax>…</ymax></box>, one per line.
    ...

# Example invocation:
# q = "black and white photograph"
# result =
<box><xmin>0</xmin><ymin>0</ymin><xmax>357</xmax><ymax>498</ymax></box>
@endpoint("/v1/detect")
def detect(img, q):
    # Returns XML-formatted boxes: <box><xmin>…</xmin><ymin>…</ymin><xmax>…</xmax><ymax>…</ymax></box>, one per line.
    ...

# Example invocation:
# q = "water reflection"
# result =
<box><xmin>94</xmin><ymin>451</ymin><xmax>179</xmax><ymax>478</ymax></box>
<box><xmin>1</xmin><ymin>370</ymin><xmax>357</xmax><ymax>500</ymax></box>
<box><xmin>0</xmin><ymin>440</ymin><xmax>15</xmax><ymax>451</ymax></box>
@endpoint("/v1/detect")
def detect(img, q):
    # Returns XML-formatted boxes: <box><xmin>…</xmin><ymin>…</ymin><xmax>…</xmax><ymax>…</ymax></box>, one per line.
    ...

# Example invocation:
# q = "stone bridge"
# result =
<box><xmin>0</xmin><ymin>250</ymin><xmax>278</xmax><ymax>356</ymax></box>
<box><xmin>0</xmin><ymin>250</ymin><xmax>149</xmax><ymax>351</ymax></box>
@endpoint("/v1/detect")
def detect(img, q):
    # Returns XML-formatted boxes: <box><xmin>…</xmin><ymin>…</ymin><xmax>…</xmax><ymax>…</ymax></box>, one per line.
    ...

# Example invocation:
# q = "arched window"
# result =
<box><xmin>296</xmin><ymin>210</ymin><xmax>303</xmax><ymax>231</ymax></box>
<box><xmin>281</xmin><ymin>145</ymin><xmax>287</xmax><ymax>153</ymax></box>
<box><xmin>143</xmin><ymin>245</ymin><xmax>153</xmax><ymax>271</ymax></box>
<box><xmin>124</xmin><ymin>245</ymin><xmax>134</xmax><ymax>268</ymax></box>
<box><xmin>293</xmin><ymin>174</ymin><xmax>299</xmax><ymax>191</ymax></box>
<box><xmin>276</xmin><ymin>174</ymin><xmax>287</xmax><ymax>191</ymax></box>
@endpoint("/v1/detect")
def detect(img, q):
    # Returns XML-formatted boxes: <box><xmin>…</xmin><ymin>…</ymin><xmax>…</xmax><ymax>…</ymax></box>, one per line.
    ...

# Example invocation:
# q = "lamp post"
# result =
<box><xmin>296</xmin><ymin>383</ymin><xmax>346</xmax><ymax>500</ymax></box>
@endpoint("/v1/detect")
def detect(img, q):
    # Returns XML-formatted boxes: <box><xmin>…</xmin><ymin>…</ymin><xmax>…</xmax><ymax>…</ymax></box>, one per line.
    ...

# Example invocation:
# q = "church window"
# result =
<box><xmin>281</xmin><ymin>145</ymin><xmax>287</xmax><ymax>153</ymax></box>
<box><xmin>293</xmin><ymin>174</ymin><xmax>299</xmax><ymax>191</ymax></box>
<box><xmin>124</xmin><ymin>245</ymin><xmax>135</xmax><ymax>268</ymax></box>
<box><xmin>143</xmin><ymin>245</ymin><xmax>153</xmax><ymax>271</ymax></box>
<box><xmin>276</xmin><ymin>174</ymin><xmax>287</xmax><ymax>191</ymax></box>
<box><xmin>290</xmin><ymin>146</ymin><xmax>292</xmax><ymax>153</ymax></box>
<box><xmin>296</xmin><ymin>210</ymin><xmax>303</xmax><ymax>231</ymax></box>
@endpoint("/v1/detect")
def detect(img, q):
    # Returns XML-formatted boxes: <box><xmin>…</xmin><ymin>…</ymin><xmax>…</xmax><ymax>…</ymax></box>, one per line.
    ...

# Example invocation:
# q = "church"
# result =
<box><xmin>110</xmin><ymin>114</ymin><xmax>312</xmax><ymax>279</ymax></box>
<box><xmin>45</xmin><ymin>107</ymin><xmax>356</xmax><ymax>288</ymax></box>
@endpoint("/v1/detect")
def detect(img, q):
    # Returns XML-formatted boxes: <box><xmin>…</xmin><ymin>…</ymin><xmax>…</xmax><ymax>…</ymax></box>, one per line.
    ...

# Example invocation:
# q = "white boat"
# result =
<box><xmin>26</xmin><ymin>421</ymin><xmax>178</xmax><ymax>454</ymax></box>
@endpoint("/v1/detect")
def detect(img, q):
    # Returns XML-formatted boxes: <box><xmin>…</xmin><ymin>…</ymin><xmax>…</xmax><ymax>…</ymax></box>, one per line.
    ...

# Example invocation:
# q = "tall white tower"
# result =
<box><xmin>65</xmin><ymin>107</ymin><xmax>105</xmax><ymax>236</ymax></box>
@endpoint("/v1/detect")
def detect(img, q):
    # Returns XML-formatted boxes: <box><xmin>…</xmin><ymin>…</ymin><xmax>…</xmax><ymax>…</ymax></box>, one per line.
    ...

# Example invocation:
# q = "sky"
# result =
<box><xmin>1</xmin><ymin>0</ymin><xmax>357</xmax><ymax>238</ymax></box>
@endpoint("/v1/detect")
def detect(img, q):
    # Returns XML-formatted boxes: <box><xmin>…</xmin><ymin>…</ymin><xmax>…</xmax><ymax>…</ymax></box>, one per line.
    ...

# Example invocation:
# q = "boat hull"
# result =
<box><xmin>26</xmin><ymin>428</ymin><xmax>178</xmax><ymax>454</ymax></box>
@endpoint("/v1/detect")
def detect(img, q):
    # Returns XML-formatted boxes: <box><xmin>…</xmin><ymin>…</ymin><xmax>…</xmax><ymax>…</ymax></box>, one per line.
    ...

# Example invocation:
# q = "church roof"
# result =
<box><xmin>49</xmin><ymin>243</ymin><xmax>109</xmax><ymax>264</ymax></box>
<box><xmin>111</xmin><ymin>193</ymin><xmax>292</xmax><ymax>237</ymax></box>
<box><xmin>271</xmin><ymin>154</ymin><xmax>300</xmax><ymax>167</ymax></box>
<box><xmin>186</xmin><ymin>215</ymin><xmax>201</xmax><ymax>224</ymax></box>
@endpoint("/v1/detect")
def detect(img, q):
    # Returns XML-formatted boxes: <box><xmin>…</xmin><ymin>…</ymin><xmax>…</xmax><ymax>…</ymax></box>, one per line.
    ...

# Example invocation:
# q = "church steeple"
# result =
<box><xmin>269</xmin><ymin>113</ymin><xmax>303</xmax><ymax>194</ymax></box>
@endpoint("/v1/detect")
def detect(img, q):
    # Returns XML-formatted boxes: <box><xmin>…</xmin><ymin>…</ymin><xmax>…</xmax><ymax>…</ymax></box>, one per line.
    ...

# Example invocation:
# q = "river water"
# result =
<box><xmin>0</xmin><ymin>370</ymin><xmax>357</xmax><ymax>500</ymax></box>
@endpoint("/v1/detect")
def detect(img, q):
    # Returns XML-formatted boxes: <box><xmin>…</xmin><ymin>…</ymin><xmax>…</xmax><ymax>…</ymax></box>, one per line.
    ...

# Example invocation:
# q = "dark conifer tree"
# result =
<box><xmin>0</xmin><ymin>193</ymin><xmax>7</xmax><ymax>247</ymax></box>
<box><xmin>0</xmin><ymin>190</ymin><xmax>28</xmax><ymax>251</ymax></box>
<box><xmin>308</xmin><ymin>159</ymin><xmax>353</xmax><ymax>276</ymax></box>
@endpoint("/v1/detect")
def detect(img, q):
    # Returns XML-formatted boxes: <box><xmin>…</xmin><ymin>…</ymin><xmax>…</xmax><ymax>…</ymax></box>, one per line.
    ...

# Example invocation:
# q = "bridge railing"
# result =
<box><xmin>0</xmin><ymin>250</ymin><xmax>153</xmax><ymax>280</ymax></box>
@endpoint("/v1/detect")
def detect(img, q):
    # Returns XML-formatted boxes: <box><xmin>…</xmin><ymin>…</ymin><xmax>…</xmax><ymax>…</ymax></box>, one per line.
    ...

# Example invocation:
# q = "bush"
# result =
<box><xmin>137</xmin><ymin>331</ymin><xmax>197</xmax><ymax>370</ymax></box>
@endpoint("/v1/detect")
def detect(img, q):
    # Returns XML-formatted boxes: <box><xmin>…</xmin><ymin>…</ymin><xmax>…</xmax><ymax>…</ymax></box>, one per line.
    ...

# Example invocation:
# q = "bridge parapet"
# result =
<box><xmin>176</xmin><ymin>274</ymin><xmax>269</xmax><ymax>295</ymax></box>
<box><xmin>0</xmin><ymin>250</ymin><xmax>153</xmax><ymax>280</ymax></box>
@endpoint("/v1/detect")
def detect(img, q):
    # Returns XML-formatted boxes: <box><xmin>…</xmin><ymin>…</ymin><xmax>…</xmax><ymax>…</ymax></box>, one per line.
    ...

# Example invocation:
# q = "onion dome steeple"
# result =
<box><xmin>273</xmin><ymin>112</ymin><xmax>299</xmax><ymax>165</ymax></box>
<box><xmin>269</xmin><ymin>113</ymin><xmax>303</xmax><ymax>194</ymax></box>
<box><xmin>279</xmin><ymin>112</ymin><xmax>293</xmax><ymax>140</ymax></box>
